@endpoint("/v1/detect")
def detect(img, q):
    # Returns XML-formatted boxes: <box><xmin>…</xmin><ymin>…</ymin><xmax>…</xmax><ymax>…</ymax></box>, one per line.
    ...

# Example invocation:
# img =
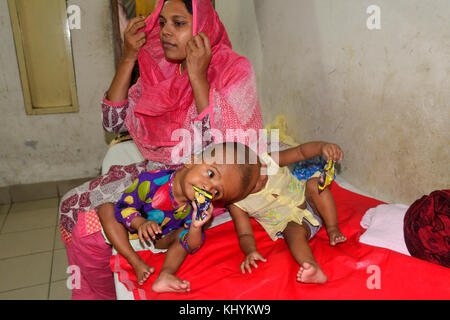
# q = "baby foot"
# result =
<box><xmin>326</xmin><ymin>226</ymin><xmax>347</xmax><ymax>246</ymax></box>
<box><xmin>131</xmin><ymin>259</ymin><xmax>155</xmax><ymax>285</ymax></box>
<box><xmin>152</xmin><ymin>272</ymin><xmax>191</xmax><ymax>293</ymax></box>
<box><xmin>297</xmin><ymin>262</ymin><xmax>327</xmax><ymax>284</ymax></box>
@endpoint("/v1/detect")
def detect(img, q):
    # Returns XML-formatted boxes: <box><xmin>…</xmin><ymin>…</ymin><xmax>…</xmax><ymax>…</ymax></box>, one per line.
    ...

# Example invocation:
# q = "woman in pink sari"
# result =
<box><xmin>59</xmin><ymin>0</ymin><xmax>263</xmax><ymax>299</ymax></box>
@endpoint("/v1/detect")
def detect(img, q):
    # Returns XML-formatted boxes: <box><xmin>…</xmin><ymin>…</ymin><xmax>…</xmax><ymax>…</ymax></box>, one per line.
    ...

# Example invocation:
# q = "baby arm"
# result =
<box><xmin>228</xmin><ymin>204</ymin><xmax>267</xmax><ymax>273</ymax></box>
<box><xmin>181</xmin><ymin>202</ymin><xmax>214</xmax><ymax>253</ymax></box>
<box><xmin>98</xmin><ymin>202</ymin><xmax>135</xmax><ymax>256</ymax></box>
<box><xmin>274</xmin><ymin>141</ymin><xmax>344</xmax><ymax>167</ymax></box>
<box><xmin>98</xmin><ymin>202</ymin><xmax>155</xmax><ymax>284</ymax></box>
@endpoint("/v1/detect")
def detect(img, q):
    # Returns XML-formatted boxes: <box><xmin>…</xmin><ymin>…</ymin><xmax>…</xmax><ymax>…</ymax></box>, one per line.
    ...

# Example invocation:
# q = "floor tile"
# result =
<box><xmin>0</xmin><ymin>252</ymin><xmax>52</xmax><ymax>292</ymax></box>
<box><xmin>57</xmin><ymin>177</ymin><xmax>93</xmax><ymax>198</ymax></box>
<box><xmin>49</xmin><ymin>280</ymin><xmax>72</xmax><ymax>300</ymax></box>
<box><xmin>0</xmin><ymin>204</ymin><xmax>9</xmax><ymax>229</ymax></box>
<box><xmin>0</xmin><ymin>187</ymin><xmax>10</xmax><ymax>205</ymax></box>
<box><xmin>8</xmin><ymin>197</ymin><xmax>58</xmax><ymax>214</ymax></box>
<box><xmin>0</xmin><ymin>227</ymin><xmax>54</xmax><ymax>259</ymax></box>
<box><xmin>10</xmin><ymin>181</ymin><xmax>58</xmax><ymax>203</ymax></box>
<box><xmin>51</xmin><ymin>249</ymin><xmax>69</xmax><ymax>282</ymax></box>
<box><xmin>53</xmin><ymin>224</ymin><xmax>66</xmax><ymax>250</ymax></box>
<box><xmin>2</xmin><ymin>198</ymin><xmax>59</xmax><ymax>234</ymax></box>
<box><xmin>0</xmin><ymin>283</ymin><xmax>49</xmax><ymax>300</ymax></box>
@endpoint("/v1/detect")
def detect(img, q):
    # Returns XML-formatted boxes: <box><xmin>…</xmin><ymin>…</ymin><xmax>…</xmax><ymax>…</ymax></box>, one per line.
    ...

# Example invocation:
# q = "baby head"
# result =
<box><xmin>179</xmin><ymin>142</ymin><xmax>261</xmax><ymax>204</ymax></box>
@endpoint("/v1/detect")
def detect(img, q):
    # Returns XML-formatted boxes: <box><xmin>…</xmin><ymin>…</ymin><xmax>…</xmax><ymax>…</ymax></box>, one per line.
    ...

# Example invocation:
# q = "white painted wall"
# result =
<box><xmin>217</xmin><ymin>0</ymin><xmax>450</xmax><ymax>204</ymax></box>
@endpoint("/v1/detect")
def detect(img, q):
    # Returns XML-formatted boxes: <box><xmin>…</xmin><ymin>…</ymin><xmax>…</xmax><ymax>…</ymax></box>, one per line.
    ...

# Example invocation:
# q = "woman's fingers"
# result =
<box><xmin>133</xmin><ymin>32</ymin><xmax>147</xmax><ymax>49</ymax></box>
<box><xmin>136</xmin><ymin>38</ymin><xmax>146</xmax><ymax>48</ymax></box>
<box><xmin>125</xmin><ymin>17</ymin><xmax>143</xmax><ymax>33</ymax></box>
<box><xmin>189</xmin><ymin>34</ymin><xmax>209</xmax><ymax>55</ymax></box>
<box><xmin>198</xmin><ymin>32</ymin><xmax>211</xmax><ymax>54</ymax></box>
<box><xmin>127</xmin><ymin>17</ymin><xmax>146</xmax><ymax>34</ymax></box>
<box><xmin>191</xmin><ymin>36</ymin><xmax>201</xmax><ymax>50</ymax></box>
<box><xmin>185</xmin><ymin>40</ymin><xmax>194</xmax><ymax>56</ymax></box>
<box><xmin>135</xmin><ymin>31</ymin><xmax>146</xmax><ymax>41</ymax></box>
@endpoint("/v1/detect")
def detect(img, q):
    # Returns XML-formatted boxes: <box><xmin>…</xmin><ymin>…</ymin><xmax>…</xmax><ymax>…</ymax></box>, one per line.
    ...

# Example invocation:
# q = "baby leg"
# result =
<box><xmin>305</xmin><ymin>178</ymin><xmax>347</xmax><ymax>246</ymax></box>
<box><xmin>97</xmin><ymin>203</ymin><xmax>154</xmax><ymax>285</ymax></box>
<box><xmin>282</xmin><ymin>222</ymin><xmax>327</xmax><ymax>284</ymax></box>
<box><xmin>151</xmin><ymin>229</ymin><xmax>190</xmax><ymax>293</ymax></box>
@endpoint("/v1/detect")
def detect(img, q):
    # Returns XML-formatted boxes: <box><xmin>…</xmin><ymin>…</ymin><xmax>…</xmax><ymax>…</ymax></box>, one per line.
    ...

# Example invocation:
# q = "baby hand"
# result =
<box><xmin>240</xmin><ymin>251</ymin><xmax>267</xmax><ymax>274</ymax></box>
<box><xmin>321</xmin><ymin>143</ymin><xmax>344</xmax><ymax>162</ymax></box>
<box><xmin>137</xmin><ymin>220</ymin><xmax>162</xmax><ymax>243</ymax></box>
<box><xmin>191</xmin><ymin>201</ymin><xmax>214</xmax><ymax>229</ymax></box>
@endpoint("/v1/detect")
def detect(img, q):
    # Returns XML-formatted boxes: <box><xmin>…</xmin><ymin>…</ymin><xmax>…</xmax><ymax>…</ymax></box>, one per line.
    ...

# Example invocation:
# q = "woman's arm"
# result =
<box><xmin>107</xmin><ymin>17</ymin><xmax>147</xmax><ymax>102</ymax></box>
<box><xmin>106</xmin><ymin>59</ymin><xmax>137</xmax><ymax>102</ymax></box>
<box><xmin>185</xmin><ymin>32</ymin><xmax>212</xmax><ymax>114</ymax></box>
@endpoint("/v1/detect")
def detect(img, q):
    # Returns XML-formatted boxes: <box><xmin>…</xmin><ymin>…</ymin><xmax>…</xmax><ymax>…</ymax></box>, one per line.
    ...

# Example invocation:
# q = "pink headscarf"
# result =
<box><xmin>125</xmin><ymin>0</ymin><xmax>263</xmax><ymax>164</ymax></box>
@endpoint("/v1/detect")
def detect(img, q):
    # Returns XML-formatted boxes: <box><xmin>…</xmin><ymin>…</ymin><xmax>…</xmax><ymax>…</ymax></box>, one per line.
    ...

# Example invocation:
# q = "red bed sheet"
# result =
<box><xmin>111</xmin><ymin>183</ymin><xmax>450</xmax><ymax>300</ymax></box>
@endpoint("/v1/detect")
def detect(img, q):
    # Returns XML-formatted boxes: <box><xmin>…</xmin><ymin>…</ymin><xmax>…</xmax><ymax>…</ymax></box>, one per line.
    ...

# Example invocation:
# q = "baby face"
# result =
<box><xmin>182</xmin><ymin>161</ymin><xmax>245</xmax><ymax>203</ymax></box>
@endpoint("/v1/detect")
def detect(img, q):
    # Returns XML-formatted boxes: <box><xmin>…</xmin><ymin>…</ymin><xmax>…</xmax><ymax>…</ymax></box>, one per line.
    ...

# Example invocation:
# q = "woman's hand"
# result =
<box><xmin>240</xmin><ymin>251</ymin><xmax>267</xmax><ymax>274</ymax></box>
<box><xmin>122</xmin><ymin>17</ymin><xmax>147</xmax><ymax>63</ymax></box>
<box><xmin>185</xmin><ymin>32</ymin><xmax>212</xmax><ymax>82</ymax></box>
<box><xmin>321</xmin><ymin>143</ymin><xmax>344</xmax><ymax>162</ymax></box>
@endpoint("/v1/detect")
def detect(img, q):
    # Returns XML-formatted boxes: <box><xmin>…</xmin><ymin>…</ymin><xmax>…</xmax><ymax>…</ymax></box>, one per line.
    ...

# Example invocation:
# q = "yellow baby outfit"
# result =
<box><xmin>234</xmin><ymin>153</ymin><xmax>321</xmax><ymax>241</ymax></box>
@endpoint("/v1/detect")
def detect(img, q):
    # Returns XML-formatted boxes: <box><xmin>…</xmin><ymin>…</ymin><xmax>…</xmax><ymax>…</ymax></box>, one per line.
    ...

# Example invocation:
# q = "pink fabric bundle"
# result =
<box><xmin>124</xmin><ymin>0</ymin><xmax>263</xmax><ymax>163</ymax></box>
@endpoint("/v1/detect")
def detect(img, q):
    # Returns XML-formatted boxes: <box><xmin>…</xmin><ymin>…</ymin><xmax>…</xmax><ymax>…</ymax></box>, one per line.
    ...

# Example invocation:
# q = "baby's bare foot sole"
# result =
<box><xmin>297</xmin><ymin>262</ymin><xmax>327</xmax><ymax>284</ymax></box>
<box><xmin>152</xmin><ymin>272</ymin><xmax>191</xmax><ymax>293</ymax></box>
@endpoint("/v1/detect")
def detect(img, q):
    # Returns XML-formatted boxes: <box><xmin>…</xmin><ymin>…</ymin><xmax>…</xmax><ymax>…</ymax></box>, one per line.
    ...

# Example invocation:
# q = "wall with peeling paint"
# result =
<box><xmin>217</xmin><ymin>0</ymin><xmax>449</xmax><ymax>204</ymax></box>
<box><xmin>0</xmin><ymin>0</ymin><xmax>115</xmax><ymax>186</ymax></box>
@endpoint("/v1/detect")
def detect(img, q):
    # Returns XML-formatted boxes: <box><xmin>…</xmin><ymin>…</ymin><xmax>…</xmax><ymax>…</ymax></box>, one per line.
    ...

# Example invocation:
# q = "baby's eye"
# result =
<box><xmin>214</xmin><ymin>190</ymin><xmax>220</xmax><ymax>197</ymax></box>
<box><xmin>207</xmin><ymin>170</ymin><xmax>214</xmax><ymax>178</ymax></box>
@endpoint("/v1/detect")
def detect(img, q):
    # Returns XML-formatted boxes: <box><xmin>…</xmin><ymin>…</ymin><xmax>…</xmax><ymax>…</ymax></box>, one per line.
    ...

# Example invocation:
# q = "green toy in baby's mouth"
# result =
<box><xmin>193</xmin><ymin>186</ymin><xmax>213</xmax><ymax>221</ymax></box>
<box><xmin>318</xmin><ymin>160</ymin><xmax>336</xmax><ymax>194</ymax></box>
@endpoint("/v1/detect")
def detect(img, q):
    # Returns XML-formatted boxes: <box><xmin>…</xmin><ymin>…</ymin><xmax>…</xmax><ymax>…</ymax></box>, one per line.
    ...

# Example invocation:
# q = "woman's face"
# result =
<box><xmin>159</xmin><ymin>0</ymin><xmax>193</xmax><ymax>62</ymax></box>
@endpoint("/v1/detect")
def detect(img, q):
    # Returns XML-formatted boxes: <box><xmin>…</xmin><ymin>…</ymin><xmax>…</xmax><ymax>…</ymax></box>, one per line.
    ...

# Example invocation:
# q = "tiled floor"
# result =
<box><xmin>0</xmin><ymin>198</ymin><xmax>71</xmax><ymax>300</ymax></box>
